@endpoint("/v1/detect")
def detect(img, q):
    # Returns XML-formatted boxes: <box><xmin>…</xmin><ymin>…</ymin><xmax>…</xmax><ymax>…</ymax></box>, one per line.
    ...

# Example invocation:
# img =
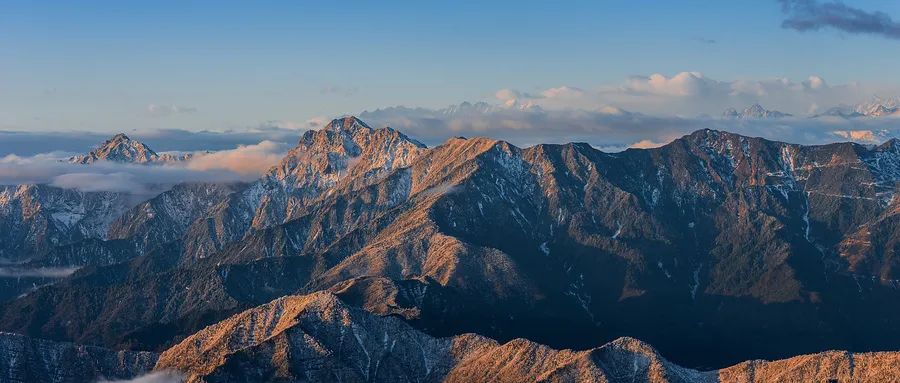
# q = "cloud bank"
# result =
<box><xmin>356</xmin><ymin>72</ymin><xmax>900</xmax><ymax>150</ymax></box>
<box><xmin>493</xmin><ymin>72</ymin><xmax>870</xmax><ymax>117</ymax></box>
<box><xmin>0</xmin><ymin>125</ymin><xmax>306</xmax><ymax>157</ymax></box>
<box><xmin>361</xmin><ymin>102</ymin><xmax>900</xmax><ymax>151</ymax></box>
<box><xmin>780</xmin><ymin>0</ymin><xmax>900</xmax><ymax>40</ymax></box>
<box><xmin>184</xmin><ymin>140</ymin><xmax>289</xmax><ymax>176</ymax></box>
<box><xmin>0</xmin><ymin>140</ymin><xmax>288</xmax><ymax>195</ymax></box>
<box><xmin>0</xmin><ymin>266</ymin><xmax>79</xmax><ymax>278</ymax></box>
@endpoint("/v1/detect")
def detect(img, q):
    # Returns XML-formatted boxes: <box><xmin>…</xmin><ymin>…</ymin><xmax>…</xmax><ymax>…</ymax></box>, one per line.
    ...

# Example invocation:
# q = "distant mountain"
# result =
<box><xmin>819</xmin><ymin>96</ymin><xmax>900</xmax><ymax>118</ymax></box>
<box><xmin>722</xmin><ymin>104</ymin><xmax>791</xmax><ymax>119</ymax></box>
<box><xmin>0</xmin><ymin>135</ymin><xmax>235</xmax><ymax>300</ymax></box>
<box><xmin>68</xmin><ymin>133</ymin><xmax>190</xmax><ymax>164</ymax></box>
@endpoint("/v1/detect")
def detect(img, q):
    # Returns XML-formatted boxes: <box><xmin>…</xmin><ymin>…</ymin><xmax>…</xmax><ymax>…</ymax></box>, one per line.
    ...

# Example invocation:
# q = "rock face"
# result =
<box><xmin>0</xmin><ymin>331</ymin><xmax>157</xmax><ymax>383</ymax></box>
<box><xmin>180</xmin><ymin>116</ymin><xmax>427</xmax><ymax>261</ymax></box>
<box><xmin>106</xmin><ymin>182</ymin><xmax>241</xmax><ymax>255</ymax></box>
<box><xmin>8</xmin><ymin>118</ymin><xmax>900</xmax><ymax>371</ymax></box>
<box><xmin>156</xmin><ymin>291</ymin><xmax>900</xmax><ymax>383</ymax></box>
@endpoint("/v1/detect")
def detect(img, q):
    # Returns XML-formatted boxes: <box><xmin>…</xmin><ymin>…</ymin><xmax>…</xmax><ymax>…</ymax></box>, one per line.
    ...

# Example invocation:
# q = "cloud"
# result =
<box><xmin>624</xmin><ymin>72</ymin><xmax>729</xmax><ymax>97</ymax></box>
<box><xmin>146</xmin><ymin>104</ymin><xmax>198</xmax><ymax>117</ymax></box>
<box><xmin>360</xmin><ymin>100</ymin><xmax>900</xmax><ymax>151</ymax></box>
<box><xmin>305</xmin><ymin>116</ymin><xmax>328</xmax><ymax>128</ymax></box>
<box><xmin>692</xmin><ymin>37</ymin><xmax>717</xmax><ymax>44</ymax></box>
<box><xmin>51</xmin><ymin>172</ymin><xmax>149</xmax><ymax>193</ymax></box>
<box><xmin>831</xmin><ymin>129</ymin><xmax>887</xmax><ymax>143</ymax></box>
<box><xmin>0</xmin><ymin>266</ymin><xmax>79</xmax><ymax>278</ymax></box>
<box><xmin>489</xmin><ymin>72</ymin><xmax>880</xmax><ymax>117</ymax></box>
<box><xmin>629</xmin><ymin>139</ymin><xmax>668</xmax><ymax>149</ymax></box>
<box><xmin>97</xmin><ymin>371</ymin><xmax>185</xmax><ymax>383</ymax></box>
<box><xmin>184</xmin><ymin>140</ymin><xmax>288</xmax><ymax>176</ymax></box>
<box><xmin>0</xmin><ymin>140</ymin><xmax>288</xmax><ymax>195</ymax></box>
<box><xmin>0</xmin><ymin>127</ymin><xmax>304</xmax><ymax>157</ymax></box>
<box><xmin>780</xmin><ymin>0</ymin><xmax>900</xmax><ymax>40</ymax></box>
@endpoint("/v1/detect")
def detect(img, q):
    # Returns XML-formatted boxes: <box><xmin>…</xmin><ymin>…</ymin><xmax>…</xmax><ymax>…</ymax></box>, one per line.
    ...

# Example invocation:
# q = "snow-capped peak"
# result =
<box><xmin>723</xmin><ymin>104</ymin><xmax>790</xmax><ymax>119</ymax></box>
<box><xmin>323</xmin><ymin>116</ymin><xmax>373</xmax><ymax>133</ymax></box>
<box><xmin>68</xmin><ymin>133</ymin><xmax>190</xmax><ymax>164</ymax></box>
<box><xmin>69</xmin><ymin>133</ymin><xmax>160</xmax><ymax>164</ymax></box>
<box><xmin>820</xmin><ymin>96</ymin><xmax>900</xmax><ymax>118</ymax></box>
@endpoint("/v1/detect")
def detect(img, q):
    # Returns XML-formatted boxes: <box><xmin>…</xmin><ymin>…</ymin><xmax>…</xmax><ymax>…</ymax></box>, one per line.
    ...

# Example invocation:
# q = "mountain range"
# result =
<box><xmin>722</xmin><ymin>104</ymin><xmax>791</xmax><ymax>119</ymax></box>
<box><xmin>820</xmin><ymin>97</ymin><xmax>900</xmax><ymax>118</ymax></box>
<box><xmin>3</xmin><ymin>116</ymin><xmax>900</xmax><ymax>381</ymax></box>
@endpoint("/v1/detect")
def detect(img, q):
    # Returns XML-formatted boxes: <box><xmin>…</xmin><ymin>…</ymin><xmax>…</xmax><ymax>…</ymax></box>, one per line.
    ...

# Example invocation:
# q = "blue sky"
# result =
<box><xmin>3</xmin><ymin>0</ymin><xmax>900</xmax><ymax>135</ymax></box>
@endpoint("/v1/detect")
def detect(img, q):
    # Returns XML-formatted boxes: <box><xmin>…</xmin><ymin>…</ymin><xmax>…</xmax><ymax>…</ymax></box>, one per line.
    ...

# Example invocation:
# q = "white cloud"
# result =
<box><xmin>184</xmin><ymin>140</ymin><xmax>288</xmax><ymax>176</ymax></box>
<box><xmin>0</xmin><ymin>140</ymin><xmax>288</xmax><ymax>195</ymax></box>
<box><xmin>629</xmin><ymin>139</ymin><xmax>668</xmax><ymax>149</ymax></box>
<box><xmin>97</xmin><ymin>371</ymin><xmax>185</xmax><ymax>383</ymax></box>
<box><xmin>361</xmin><ymin>101</ymin><xmax>900</xmax><ymax>151</ymax></box>
<box><xmin>0</xmin><ymin>266</ymin><xmax>79</xmax><ymax>278</ymax></box>
<box><xmin>492</xmin><ymin>72</ymin><xmax>881</xmax><ymax>117</ymax></box>
<box><xmin>625</xmin><ymin>72</ymin><xmax>727</xmax><ymax>96</ymax></box>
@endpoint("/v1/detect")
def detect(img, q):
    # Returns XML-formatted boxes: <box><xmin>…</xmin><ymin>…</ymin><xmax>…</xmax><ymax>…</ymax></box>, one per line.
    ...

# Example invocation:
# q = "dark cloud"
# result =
<box><xmin>780</xmin><ymin>0</ymin><xmax>900</xmax><ymax>40</ymax></box>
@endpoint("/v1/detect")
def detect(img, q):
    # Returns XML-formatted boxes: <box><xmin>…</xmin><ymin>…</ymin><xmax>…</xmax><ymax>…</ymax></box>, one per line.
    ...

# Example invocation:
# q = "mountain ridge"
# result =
<box><xmin>155</xmin><ymin>290</ymin><xmax>900</xmax><ymax>382</ymax></box>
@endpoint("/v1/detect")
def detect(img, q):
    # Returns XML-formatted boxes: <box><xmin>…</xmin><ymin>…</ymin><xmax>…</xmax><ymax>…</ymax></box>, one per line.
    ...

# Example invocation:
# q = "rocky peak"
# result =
<box><xmin>323</xmin><ymin>116</ymin><xmax>373</xmax><ymax>133</ymax></box>
<box><xmin>69</xmin><ymin>133</ymin><xmax>161</xmax><ymax>164</ymax></box>
<box><xmin>275</xmin><ymin>116</ymin><xmax>425</xmax><ymax>185</ymax></box>
<box><xmin>877</xmin><ymin>138</ymin><xmax>900</xmax><ymax>152</ymax></box>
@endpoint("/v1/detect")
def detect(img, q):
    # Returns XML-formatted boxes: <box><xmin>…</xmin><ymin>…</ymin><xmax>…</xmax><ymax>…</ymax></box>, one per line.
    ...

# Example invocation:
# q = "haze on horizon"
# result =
<box><xmin>4</xmin><ymin>0</ymin><xmax>900</xmax><ymax>152</ymax></box>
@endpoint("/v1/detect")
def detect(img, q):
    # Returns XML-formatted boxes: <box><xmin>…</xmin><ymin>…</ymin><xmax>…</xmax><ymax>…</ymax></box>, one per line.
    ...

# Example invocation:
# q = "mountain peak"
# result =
<box><xmin>69</xmin><ymin>133</ymin><xmax>160</xmax><ymax>164</ymax></box>
<box><xmin>324</xmin><ymin>116</ymin><xmax>372</xmax><ymax>133</ymax></box>
<box><xmin>723</xmin><ymin>104</ymin><xmax>790</xmax><ymax>119</ymax></box>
